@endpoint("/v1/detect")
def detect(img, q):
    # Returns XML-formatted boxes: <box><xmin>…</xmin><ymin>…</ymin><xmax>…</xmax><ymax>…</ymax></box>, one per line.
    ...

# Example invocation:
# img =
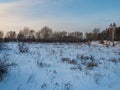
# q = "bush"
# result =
<box><xmin>0</xmin><ymin>60</ymin><xmax>15</xmax><ymax>81</ymax></box>
<box><xmin>87</xmin><ymin>62</ymin><xmax>98</xmax><ymax>68</ymax></box>
<box><xmin>0</xmin><ymin>42</ymin><xmax>6</xmax><ymax>51</ymax></box>
<box><xmin>70</xmin><ymin>65</ymin><xmax>82</xmax><ymax>71</ymax></box>
<box><xmin>109</xmin><ymin>58</ymin><xmax>120</xmax><ymax>64</ymax></box>
<box><xmin>86</xmin><ymin>41</ymin><xmax>91</xmax><ymax>47</ymax></box>
<box><xmin>63</xmin><ymin>82</ymin><xmax>72</xmax><ymax>90</ymax></box>
<box><xmin>37</xmin><ymin>60</ymin><xmax>50</xmax><ymax>68</ymax></box>
<box><xmin>61</xmin><ymin>58</ymin><xmax>77</xmax><ymax>65</ymax></box>
<box><xmin>99</xmin><ymin>40</ymin><xmax>104</xmax><ymax>44</ymax></box>
<box><xmin>80</xmin><ymin>55</ymin><xmax>89</xmax><ymax>60</ymax></box>
<box><xmin>18</xmin><ymin>42</ymin><xmax>29</xmax><ymax>53</ymax></box>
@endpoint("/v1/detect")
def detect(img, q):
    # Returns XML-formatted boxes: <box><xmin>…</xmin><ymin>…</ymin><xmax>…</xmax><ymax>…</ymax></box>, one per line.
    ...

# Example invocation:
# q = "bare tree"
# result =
<box><xmin>5</xmin><ymin>31</ymin><xmax>17</xmax><ymax>41</ymax></box>
<box><xmin>68</xmin><ymin>32</ymin><xmax>83</xmax><ymax>39</ymax></box>
<box><xmin>52</xmin><ymin>31</ymin><xmax>61</xmax><ymax>41</ymax></box>
<box><xmin>109</xmin><ymin>23</ymin><xmax>116</xmax><ymax>42</ymax></box>
<box><xmin>17</xmin><ymin>27</ymin><xmax>30</xmax><ymax>41</ymax></box>
<box><xmin>28</xmin><ymin>29</ymin><xmax>35</xmax><ymax>40</ymax></box>
<box><xmin>112</xmin><ymin>23</ymin><xmax>116</xmax><ymax>42</ymax></box>
<box><xmin>93</xmin><ymin>28</ymin><xmax>100</xmax><ymax>40</ymax></box>
<box><xmin>85</xmin><ymin>32</ymin><xmax>93</xmax><ymax>41</ymax></box>
<box><xmin>52</xmin><ymin>31</ymin><xmax>67</xmax><ymax>41</ymax></box>
<box><xmin>0</xmin><ymin>31</ymin><xmax>4</xmax><ymax>41</ymax></box>
<box><xmin>40</xmin><ymin>26</ymin><xmax>53</xmax><ymax>40</ymax></box>
<box><xmin>60</xmin><ymin>31</ymin><xmax>67</xmax><ymax>38</ymax></box>
<box><xmin>36</xmin><ymin>30</ymin><xmax>41</xmax><ymax>40</ymax></box>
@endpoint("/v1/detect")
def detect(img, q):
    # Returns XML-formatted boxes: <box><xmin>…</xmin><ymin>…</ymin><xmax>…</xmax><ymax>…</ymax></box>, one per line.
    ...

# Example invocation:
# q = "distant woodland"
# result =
<box><xmin>0</xmin><ymin>23</ymin><xmax>120</xmax><ymax>42</ymax></box>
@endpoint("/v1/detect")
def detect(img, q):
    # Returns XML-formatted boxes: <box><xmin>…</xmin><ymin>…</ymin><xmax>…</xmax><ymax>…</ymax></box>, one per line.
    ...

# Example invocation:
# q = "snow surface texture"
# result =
<box><xmin>0</xmin><ymin>42</ymin><xmax>120</xmax><ymax>90</ymax></box>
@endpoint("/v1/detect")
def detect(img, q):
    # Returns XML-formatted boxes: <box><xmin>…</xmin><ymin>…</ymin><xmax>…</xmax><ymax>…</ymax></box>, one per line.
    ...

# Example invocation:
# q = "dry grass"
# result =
<box><xmin>87</xmin><ymin>62</ymin><xmax>98</xmax><ymax>68</ymax></box>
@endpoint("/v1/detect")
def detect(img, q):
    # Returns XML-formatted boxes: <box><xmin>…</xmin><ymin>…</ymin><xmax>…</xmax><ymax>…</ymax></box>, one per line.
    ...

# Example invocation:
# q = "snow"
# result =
<box><xmin>0</xmin><ymin>42</ymin><xmax>120</xmax><ymax>90</ymax></box>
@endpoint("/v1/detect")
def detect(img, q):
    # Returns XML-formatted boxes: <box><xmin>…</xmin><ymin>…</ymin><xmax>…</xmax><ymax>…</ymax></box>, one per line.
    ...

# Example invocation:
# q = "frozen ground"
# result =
<box><xmin>0</xmin><ymin>42</ymin><xmax>120</xmax><ymax>90</ymax></box>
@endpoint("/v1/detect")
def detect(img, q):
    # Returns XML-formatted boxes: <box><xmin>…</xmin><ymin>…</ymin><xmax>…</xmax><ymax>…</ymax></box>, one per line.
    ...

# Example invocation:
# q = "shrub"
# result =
<box><xmin>79</xmin><ymin>54</ymin><xmax>94</xmax><ymax>61</ymax></box>
<box><xmin>37</xmin><ymin>60</ymin><xmax>50</xmax><ymax>68</ymax></box>
<box><xmin>18</xmin><ymin>42</ymin><xmax>29</xmax><ymax>53</ymax></box>
<box><xmin>99</xmin><ymin>39</ymin><xmax>104</xmax><ymax>44</ymax></box>
<box><xmin>0</xmin><ymin>60</ymin><xmax>15</xmax><ymax>81</ymax></box>
<box><xmin>94</xmin><ymin>73</ymin><xmax>102</xmax><ymax>84</ymax></box>
<box><xmin>61</xmin><ymin>58</ymin><xmax>77</xmax><ymax>65</ymax></box>
<box><xmin>70</xmin><ymin>65</ymin><xmax>82</xmax><ymax>71</ymax></box>
<box><xmin>63</xmin><ymin>82</ymin><xmax>72</xmax><ymax>90</ymax></box>
<box><xmin>86</xmin><ymin>41</ymin><xmax>91</xmax><ymax>47</ymax></box>
<box><xmin>41</xmin><ymin>83</ymin><xmax>47</xmax><ymax>88</ymax></box>
<box><xmin>90</xmin><ymin>55</ymin><xmax>95</xmax><ymax>62</ymax></box>
<box><xmin>80</xmin><ymin>55</ymin><xmax>89</xmax><ymax>60</ymax></box>
<box><xmin>87</xmin><ymin>62</ymin><xmax>98</xmax><ymax>68</ymax></box>
<box><xmin>109</xmin><ymin>58</ymin><xmax>120</xmax><ymax>64</ymax></box>
<box><xmin>0</xmin><ymin>42</ymin><xmax>7</xmax><ymax>51</ymax></box>
<box><xmin>77</xmin><ymin>54</ymin><xmax>95</xmax><ymax>65</ymax></box>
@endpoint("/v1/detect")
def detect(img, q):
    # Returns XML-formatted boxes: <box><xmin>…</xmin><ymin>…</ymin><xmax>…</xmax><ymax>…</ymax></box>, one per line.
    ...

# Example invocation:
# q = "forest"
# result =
<box><xmin>0</xmin><ymin>23</ymin><xmax>120</xmax><ymax>43</ymax></box>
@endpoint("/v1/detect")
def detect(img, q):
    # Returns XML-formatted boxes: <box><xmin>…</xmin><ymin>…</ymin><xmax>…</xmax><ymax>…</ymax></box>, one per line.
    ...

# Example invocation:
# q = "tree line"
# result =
<box><xmin>0</xmin><ymin>23</ymin><xmax>120</xmax><ymax>43</ymax></box>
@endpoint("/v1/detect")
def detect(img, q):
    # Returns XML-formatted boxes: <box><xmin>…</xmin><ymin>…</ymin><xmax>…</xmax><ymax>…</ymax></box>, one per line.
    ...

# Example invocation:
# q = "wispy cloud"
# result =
<box><xmin>0</xmin><ymin>0</ymin><xmax>78</xmax><ymax>32</ymax></box>
<box><xmin>0</xmin><ymin>0</ymin><xmax>120</xmax><ymax>32</ymax></box>
<box><xmin>0</xmin><ymin>0</ymin><xmax>48</xmax><ymax>32</ymax></box>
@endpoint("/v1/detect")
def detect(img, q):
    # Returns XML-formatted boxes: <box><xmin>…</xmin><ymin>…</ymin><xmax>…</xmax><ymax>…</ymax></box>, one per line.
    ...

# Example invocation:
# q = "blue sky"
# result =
<box><xmin>0</xmin><ymin>0</ymin><xmax>120</xmax><ymax>32</ymax></box>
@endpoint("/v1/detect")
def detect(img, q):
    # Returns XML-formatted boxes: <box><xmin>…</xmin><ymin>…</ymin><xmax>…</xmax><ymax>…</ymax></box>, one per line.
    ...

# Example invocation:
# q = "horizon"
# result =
<box><xmin>0</xmin><ymin>0</ymin><xmax>120</xmax><ymax>33</ymax></box>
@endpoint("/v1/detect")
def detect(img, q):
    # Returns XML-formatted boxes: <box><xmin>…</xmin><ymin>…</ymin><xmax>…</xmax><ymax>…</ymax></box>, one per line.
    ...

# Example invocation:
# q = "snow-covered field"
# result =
<box><xmin>0</xmin><ymin>42</ymin><xmax>120</xmax><ymax>90</ymax></box>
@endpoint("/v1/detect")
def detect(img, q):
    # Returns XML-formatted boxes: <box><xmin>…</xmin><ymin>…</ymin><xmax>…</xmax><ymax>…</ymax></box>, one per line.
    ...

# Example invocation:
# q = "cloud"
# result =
<box><xmin>0</xmin><ymin>2</ymin><xmax>20</xmax><ymax>31</ymax></box>
<box><xmin>1</xmin><ymin>0</ymin><xmax>120</xmax><ymax>33</ymax></box>
<box><xmin>0</xmin><ymin>0</ymin><xmax>77</xmax><ymax>32</ymax></box>
<box><xmin>0</xmin><ymin>0</ymin><xmax>47</xmax><ymax>32</ymax></box>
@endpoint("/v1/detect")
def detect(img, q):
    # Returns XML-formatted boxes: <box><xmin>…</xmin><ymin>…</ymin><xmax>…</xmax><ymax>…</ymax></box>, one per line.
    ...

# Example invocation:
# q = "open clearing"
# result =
<box><xmin>0</xmin><ymin>42</ymin><xmax>120</xmax><ymax>90</ymax></box>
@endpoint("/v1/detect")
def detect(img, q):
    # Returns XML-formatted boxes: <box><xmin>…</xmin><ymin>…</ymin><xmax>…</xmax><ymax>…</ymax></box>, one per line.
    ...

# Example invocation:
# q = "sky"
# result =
<box><xmin>0</xmin><ymin>0</ymin><xmax>120</xmax><ymax>33</ymax></box>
